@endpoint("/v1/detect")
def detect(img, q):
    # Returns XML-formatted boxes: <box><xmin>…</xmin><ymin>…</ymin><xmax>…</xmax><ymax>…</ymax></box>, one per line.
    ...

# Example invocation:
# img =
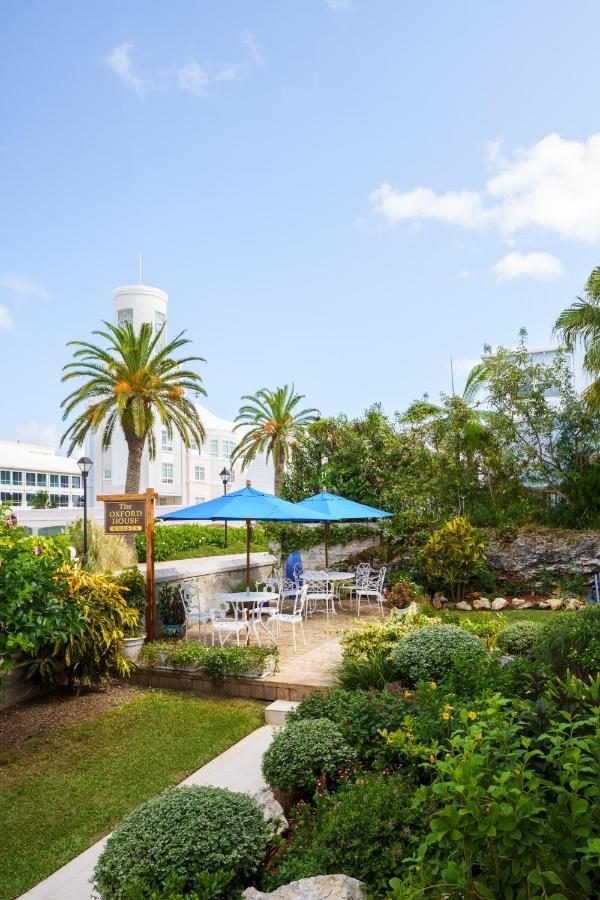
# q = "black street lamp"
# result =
<box><xmin>220</xmin><ymin>466</ymin><xmax>230</xmax><ymax>548</ymax></box>
<box><xmin>77</xmin><ymin>456</ymin><xmax>93</xmax><ymax>568</ymax></box>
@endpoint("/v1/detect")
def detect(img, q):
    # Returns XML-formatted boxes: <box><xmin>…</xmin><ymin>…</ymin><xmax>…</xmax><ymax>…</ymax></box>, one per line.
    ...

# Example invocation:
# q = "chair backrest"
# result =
<box><xmin>179</xmin><ymin>582</ymin><xmax>198</xmax><ymax>615</ymax></box>
<box><xmin>355</xmin><ymin>563</ymin><xmax>370</xmax><ymax>588</ymax></box>
<box><xmin>378</xmin><ymin>566</ymin><xmax>387</xmax><ymax>589</ymax></box>
<box><xmin>210</xmin><ymin>599</ymin><xmax>230</xmax><ymax>621</ymax></box>
<box><xmin>293</xmin><ymin>585</ymin><xmax>308</xmax><ymax>617</ymax></box>
<box><xmin>293</xmin><ymin>562</ymin><xmax>303</xmax><ymax>585</ymax></box>
<box><xmin>306</xmin><ymin>577</ymin><xmax>331</xmax><ymax>595</ymax></box>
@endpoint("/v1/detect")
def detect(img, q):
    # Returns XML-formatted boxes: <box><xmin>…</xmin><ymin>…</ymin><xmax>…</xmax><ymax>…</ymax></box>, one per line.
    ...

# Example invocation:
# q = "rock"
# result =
<box><xmin>456</xmin><ymin>601</ymin><xmax>472</xmax><ymax>611</ymax></box>
<box><xmin>563</xmin><ymin>597</ymin><xmax>584</xmax><ymax>611</ymax></box>
<box><xmin>511</xmin><ymin>598</ymin><xmax>528</xmax><ymax>609</ymax></box>
<box><xmin>405</xmin><ymin>601</ymin><xmax>421</xmax><ymax>615</ymax></box>
<box><xmin>491</xmin><ymin>598</ymin><xmax>508</xmax><ymax>611</ymax></box>
<box><xmin>547</xmin><ymin>597</ymin><xmax>564</xmax><ymax>610</ymax></box>
<box><xmin>537</xmin><ymin>600</ymin><xmax>551</xmax><ymax>609</ymax></box>
<box><xmin>252</xmin><ymin>787</ymin><xmax>288</xmax><ymax>834</ymax></box>
<box><xmin>432</xmin><ymin>592</ymin><xmax>447</xmax><ymax>609</ymax></box>
<box><xmin>243</xmin><ymin>875</ymin><xmax>368</xmax><ymax>899</ymax></box>
<box><xmin>472</xmin><ymin>597</ymin><xmax>491</xmax><ymax>610</ymax></box>
<box><xmin>486</xmin><ymin>527</ymin><xmax>600</xmax><ymax>578</ymax></box>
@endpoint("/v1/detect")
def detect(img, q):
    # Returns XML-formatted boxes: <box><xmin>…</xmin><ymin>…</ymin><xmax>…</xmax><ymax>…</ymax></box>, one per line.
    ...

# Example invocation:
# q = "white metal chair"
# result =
<box><xmin>211</xmin><ymin>601</ymin><xmax>249</xmax><ymax>647</ymax></box>
<box><xmin>356</xmin><ymin>566</ymin><xmax>387</xmax><ymax>617</ymax></box>
<box><xmin>345</xmin><ymin>562</ymin><xmax>370</xmax><ymax>603</ymax></box>
<box><xmin>179</xmin><ymin>582</ymin><xmax>213</xmax><ymax>641</ymax></box>
<box><xmin>274</xmin><ymin>570</ymin><xmax>299</xmax><ymax>611</ymax></box>
<box><xmin>305</xmin><ymin>577</ymin><xmax>335</xmax><ymax>619</ymax></box>
<box><xmin>268</xmin><ymin>585</ymin><xmax>307</xmax><ymax>653</ymax></box>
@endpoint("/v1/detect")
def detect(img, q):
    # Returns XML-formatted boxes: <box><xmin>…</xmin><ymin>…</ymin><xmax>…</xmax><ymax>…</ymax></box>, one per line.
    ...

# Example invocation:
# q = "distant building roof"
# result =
<box><xmin>0</xmin><ymin>441</ymin><xmax>81</xmax><ymax>474</ymax></box>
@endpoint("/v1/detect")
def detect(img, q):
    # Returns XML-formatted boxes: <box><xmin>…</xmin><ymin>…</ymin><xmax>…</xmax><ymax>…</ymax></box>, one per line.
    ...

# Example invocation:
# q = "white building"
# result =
<box><xmin>480</xmin><ymin>344</ymin><xmax>586</xmax><ymax>400</ymax></box>
<box><xmin>88</xmin><ymin>283</ymin><xmax>274</xmax><ymax>507</ymax></box>
<box><xmin>0</xmin><ymin>441</ymin><xmax>83</xmax><ymax>510</ymax></box>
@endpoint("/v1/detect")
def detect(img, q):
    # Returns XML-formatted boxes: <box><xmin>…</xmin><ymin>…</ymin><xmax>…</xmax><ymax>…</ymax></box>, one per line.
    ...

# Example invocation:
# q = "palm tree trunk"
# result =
<box><xmin>274</xmin><ymin>463</ymin><xmax>283</xmax><ymax>497</ymax></box>
<box><xmin>123</xmin><ymin>432</ymin><xmax>146</xmax><ymax>551</ymax></box>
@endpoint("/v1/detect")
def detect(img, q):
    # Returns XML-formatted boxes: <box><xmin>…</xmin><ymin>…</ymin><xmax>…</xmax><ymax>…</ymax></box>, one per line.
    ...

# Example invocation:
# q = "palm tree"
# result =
<box><xmin>232</xmin><ymin>385</ymin><xmax>320</xmax><ymax>495</ymax></box>
<box><xmin>61</xmin><ymin>320</ymin><xmax>206</xmax><ymax>498</ymax></box>
<box><xmin>554</xmin><ymin>266</ymin><xmax>600</xmax><ymax>410</ymax></box>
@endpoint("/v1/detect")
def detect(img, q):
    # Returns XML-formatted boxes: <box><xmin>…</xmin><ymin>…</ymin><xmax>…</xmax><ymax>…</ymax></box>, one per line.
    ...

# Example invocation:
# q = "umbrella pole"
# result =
<box><xmin>246</xmin><ymin>519</ymin><xmax>251</xmax><ymax>589</ymax></box>
<box><xmin>324</xmin><ymin>521</ymin><xmax>329</xmax><ymax>568</ymax></box>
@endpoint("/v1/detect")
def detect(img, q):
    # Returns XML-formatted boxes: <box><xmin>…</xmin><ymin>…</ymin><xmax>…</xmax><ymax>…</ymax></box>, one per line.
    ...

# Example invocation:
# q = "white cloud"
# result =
<box><xmin>0</xmin><ymin>304</ymin><xmax>14</xmax><ymax>330</ymax></box>
<box><xmin>0</xmin><ymin>272</ymin><xmax>49</xmax><ymax>298</ymax></box>
<box><xmin>367</xmin><ymin>132</ymin><xmax>600</xmax><ymax>244</ymax></box>
<box><xmin>12</xmin><ymin>420</ymin><xmax>60</xmax><ymax>447</ymax></box>
<box><xmin>103</xmin><ymin>43</ymin><xmax>149</xmax><ymax>95</ymax></box>
<box><xmin>456</xmin><ymin>269</ymin><xmax>472</xmax><ymax>280</ymax></box>
<box><xmin>491</xmin><ymin>251</ymin><xmax>563</xmax><ymax>281</ymax></box>
<box><xmin>176</xmin><ymin>62</ymin><xmax>210</xmax><ymax>94</ymax></box>
<box><xmin>105</xmin><ymin>31</ymin><xmax>263</xmax><ymax>96</ymax></box>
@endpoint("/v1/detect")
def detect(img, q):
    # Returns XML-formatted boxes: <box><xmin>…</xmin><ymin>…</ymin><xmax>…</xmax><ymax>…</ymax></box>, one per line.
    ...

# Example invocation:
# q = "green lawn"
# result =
<box><xmin>437</xmin><ymin>608</ymin><xmax>560</xmax><ymax>622</ymax></box>
<box><xmin>0</xmin><ymin>690</ymin><xmax>264</xmax><ymax>900</ymax></box>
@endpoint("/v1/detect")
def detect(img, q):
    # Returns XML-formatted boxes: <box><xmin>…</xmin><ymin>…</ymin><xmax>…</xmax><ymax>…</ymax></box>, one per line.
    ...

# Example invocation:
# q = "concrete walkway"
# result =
<box><xmin>19</xmin><ymin>725</ymin><xmax>275</xmax><ymax>900</ymax></box>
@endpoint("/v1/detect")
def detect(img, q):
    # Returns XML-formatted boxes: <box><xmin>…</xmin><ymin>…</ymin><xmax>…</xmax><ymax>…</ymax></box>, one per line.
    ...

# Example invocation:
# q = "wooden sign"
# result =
<box><xmin>97</xmin><ymin>489</ymin><xmax>158</xmax><ymax>641</ymax></box>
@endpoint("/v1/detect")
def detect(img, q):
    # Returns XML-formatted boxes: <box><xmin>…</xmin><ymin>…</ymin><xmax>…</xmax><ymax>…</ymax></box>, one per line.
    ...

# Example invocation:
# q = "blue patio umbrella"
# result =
<box><xmin>296</xmin><ymin>490</ymin><xmax>394</xmax><ymax>567</ymax></box>
<box><xmin>159</xmin><ymin>482</ymin><xmax>332</xmax><ymax>586</ymax></box>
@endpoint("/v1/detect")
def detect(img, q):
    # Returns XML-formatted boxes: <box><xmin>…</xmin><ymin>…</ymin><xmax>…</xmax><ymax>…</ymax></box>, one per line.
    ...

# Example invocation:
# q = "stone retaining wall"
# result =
<box><xmin>486</xmin><ymin>528</ymin><xmax>600</xmax><ymax>577</ymax></box>
<box><xmin>132</xmin><ymin>666</ymin><xmax>321</xmax><ymax>702</ymax></box>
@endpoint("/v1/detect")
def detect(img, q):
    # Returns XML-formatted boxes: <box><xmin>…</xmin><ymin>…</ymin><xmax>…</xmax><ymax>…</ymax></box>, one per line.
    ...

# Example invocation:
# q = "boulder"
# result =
<box><xmin>456</xmin><ymin>601</ymin><xmax>472</xmax><ymax>611</ymax></box>
<box><xmin>491</xmin><ymin>598</ymin><xmax>508</xmax><ymax>611</ymax></box>
<box><xmin>547</xmin><ymin>597</ymin><xmax>564</xmax><ymax>611</ymax></box>
<box><xmin>472</xmin><ymin>597</ymin><xmax>491</xmax><ymax>610</ymax></box>
<box><xmin>252</xmin><ymin>787</ymin><xmax>288</xmax><ymax>834</ymax></box>
<box><xmin>243</xmin><ymin>875</ymin><xmax>367</xmax><ymax>899</ymax></box>
<box><xmin>537</xmin><ymin>600</ymin><xmax>551</xmax><ymax>609</ymax></box>
<box><xmin>511</xmin><ymin>598</ymin><xmax>529</xmax><ymax>609</ymax></box>
<box><xmin>563</xmin><ymin>597</ymin><xmax>584</xmax><ymax>611</ymax></box>
<box><xmin>432</xmin><ymin>592</ymin><xmax>447</xmax><ymax>609</ymax></box>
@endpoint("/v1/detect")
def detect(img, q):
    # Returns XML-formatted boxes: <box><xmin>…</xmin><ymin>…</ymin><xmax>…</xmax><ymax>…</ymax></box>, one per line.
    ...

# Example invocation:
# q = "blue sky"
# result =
<box><xmin>2</xmin><ymin>0</ymin><xmax>600</xmax><ymax>447</ymax></box>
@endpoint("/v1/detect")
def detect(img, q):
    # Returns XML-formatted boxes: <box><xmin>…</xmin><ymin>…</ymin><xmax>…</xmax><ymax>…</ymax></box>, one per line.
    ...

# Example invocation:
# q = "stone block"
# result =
<box><xmin>456</xmin><ymin>601</ymin><xmax>472</xmax><ymax>611</ymax></box>
<box><xmin>491</xmin><ymin>598</ymin><xmax>508</xmax><ymax>610</ymax></box>
<box><xmin>265</xmin><ymin>700</ymin><xmax>299</xmax><ymax>727</ymax></box>
<box><xmin>472</xmin><ymin>598</ymin><xmax>491</xmax><ymax>610</ymax></box>
<box><xmin>243</xmin><ymin>874</ymin><xmax>367</xmax><ymax>899</ymax></box>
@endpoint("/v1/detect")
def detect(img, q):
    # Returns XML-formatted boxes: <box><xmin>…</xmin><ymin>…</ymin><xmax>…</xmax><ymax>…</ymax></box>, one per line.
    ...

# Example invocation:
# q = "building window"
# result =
<box><xmin>0</xmin><ymin>470</ymin><xmax>10</xmax><ymax>485</ymax></box>
<box><xmin>104</xmin><ymin>469</ymin><xmax>112</xmax><ymax>480</ymax></box>
<box><xmin>71</xmin><ymin>475</ymin><xmax>81</xmax><ymax>489</ymax></box>
<box><xmin>60</xmin><ymin>475</ymin><xmax>69</xmax><ymax>489</ymax></box>
<box><xmin>194</xmin><ymin>496</ymin><xmax>205</xmax><ymax>504</ymax></box>
<box><xmin>26</xmin><ymin>492</ymin><xmax>37</xmax><ymax>506</ymax></box>
<box><xmin>155</xmin><ymin>311</ymin><xmax>167</xmax><ymax>350</ymax></box>
<box><xmin>223</xmin><ymin>440</ymin><xmax>235</xmax><ymax>458</ymax></box>
<box><xmin>12</xmin><ymin>471</ymin><xmax>22</xmax><ymax>486</ymax></box>
<box><xmin>189</xmin><ymin>438</ymin><xmax>198</xmax><ymax>451</ymax></box>
<box><xmin>118</xmin><ymin>308</ymin><xmax>133</xmax><ymax>327</ymax></box>
<box><xmin>229</xmin><ymin>468</ymin><xmax>236</xmax><ymax>484</ymax></box>
<box><xmin>210</xmin><ymin>439</ymin><xmax>219</xmax><ymax>457</ymax></box>
<box><xmin>37</xmin><ymin>473</ymin><xmax>47</xmax><ymax>487</ymax></box>
<box><xmin>194</xmin><ymin>466</ymin><xmax>205</xmax><ymax>481</ymax></box>
<box><xmin>26</xmin><ymin>472</ymin><xmax>36</xmax><ymax>486</ymax></box>
<box><xmin>162</xmin><ymin>429</ymin><xmax>173</xmax><ymax>452</ymax></box>
<box><xmin>1</xmin><ymin>491</ymin><xmax>22</xmax><ymax>505</ymax></box>
<box><xmin>162</xmin><ymin>463</ymin><xmax>174</xmax><ymax>484</ymax></box>
<box><xmin>50</xmin><ymin>474</ymin><xmax>59</xmax><ymax>488</ymax></box>
<box><xmin>50</xmin><ymin>493</ymin><xmax>60</xmax><ymax>506</ymax></box>
<box><xmin>59</xmin><ymin>494</ymin><xmax>69</xmax><ymax>507</ymax></box>
<box><xmin>73</xmin><ymin>495</ymin><xmax>84</xmax><ymax>507</ymax></box>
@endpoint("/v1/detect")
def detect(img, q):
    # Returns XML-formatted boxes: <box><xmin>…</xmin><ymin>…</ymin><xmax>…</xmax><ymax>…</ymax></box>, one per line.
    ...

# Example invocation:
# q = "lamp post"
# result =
<box><xmin>77</xmin><ymin>456</ymin><xmax>93</xmax><ymax>568</ymax></box>
<box><xmin>220</xmin><ymin>466</ymin><xmax>230</xmax><ymax>548</ymax></box>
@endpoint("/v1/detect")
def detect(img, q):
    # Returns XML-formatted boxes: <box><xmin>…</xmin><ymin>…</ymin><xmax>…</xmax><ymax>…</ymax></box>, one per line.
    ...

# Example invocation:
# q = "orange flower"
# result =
<box><xmin>114</xmin><ymin>381</ymin><xmax>132</xmax><ymax>395</ymax></box>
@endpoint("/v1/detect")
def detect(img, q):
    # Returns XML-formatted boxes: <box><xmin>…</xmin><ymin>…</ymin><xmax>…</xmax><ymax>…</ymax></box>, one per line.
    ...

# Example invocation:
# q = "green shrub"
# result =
<box><xmin>420</xmin><ymin>517</ymin><xmax>488</xmax><ymax>600</ymax></box>
<box><xmin>93</xmin><ymin>786</ymin><xmax>268</xmax><ymax>899</ymax></box>
<box><xmin>534</xmin><ymin>606</ymin><xmax>600</xmax><ymax>678</ymax></box>
<box><xmin>138</xmin><ymin>641</ymin><xmax>277</xmax><ymax>680</ymax></box>
<box><xmin>393</xmin><ymin>624</ymin><xmax>486</xmax><ymax>686</ymax></box>
<box><xmin>261</xmin><ymin>522</ymin><xmax>375</xmax><ymax>554</ymax></box>
<box><xmin>157</xmin><ymin>584</ymin><xmax>185</xmax><ymax>627</ymax></box>
<box><xmin>137</xmin><ymin>524</ymin><xmax>269</xmax><ymax>563</ymax></box>
<box><xmin>497</xmin><ymin>620</ymin><xmax>546</xmax><ymax>656</ymax></box>
<box><xmin>261</xmin><ymin>719</ymin><xmax>355</xmax><ymax>792</ymax></box>
<box><xmin>340</xmin><ymin>612</ymin><xmax>440</xmax><ymax>659</ymax></box>
<box><xmin>266</xmin><ymin>774</ymin><xmax>424</xmax><ymax>897</ymax></box>
<box><xmin>335</xmin><ymin>648</ymin><xmax>397</xmax><ymax>690</ymax></box>
<box><xmin>121</xmin><ymin>870</ymin><xmax>237</xmax><ymax>900</ymax></box>
<box><xmin>385</xmin><ymin>575</ymin><xmax>427</xmax><ymax>609</ymax></box>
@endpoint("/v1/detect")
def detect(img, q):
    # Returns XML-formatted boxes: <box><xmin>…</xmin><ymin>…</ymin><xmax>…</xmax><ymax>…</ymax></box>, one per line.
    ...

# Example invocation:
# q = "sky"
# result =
<box><xmin>2</xmin><ymin>0</ymin><xmax>600</xmax><ymax>448</ymax></box>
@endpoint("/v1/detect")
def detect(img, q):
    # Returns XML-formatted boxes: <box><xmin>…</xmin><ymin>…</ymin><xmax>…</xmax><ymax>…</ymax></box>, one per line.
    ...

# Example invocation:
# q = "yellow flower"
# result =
<box><xmin>442</xmin><ymin>712</ymin><xmax>451</xmax><ymax>720</ymax></box>
<box><xmin>444</xmin><ymin>704</ymin><xmax>454</xmax><ymax>711</ymax></box>
<box><xmin>468</xmin><ymin>711</ymin><xmax>477</xmax><ymax>720</ymax></box>
<box><xmin>429</xmin><ymin>754</ymin><xmax>436</xmax><ymax>764</ymax></box>
<box><xmin>429</xmin><ymin>681</ymin><xmax>437</xmax><ymax>690</ymax></box>
<box><xmin>403</xmin><ymin>690</ymin><xmax>413</xmax><ymax>698</ymax></box>
<box><xmin>475</xmin><ymin>732</ymin><xmax>483</xmax><ymax>741</ymax></box>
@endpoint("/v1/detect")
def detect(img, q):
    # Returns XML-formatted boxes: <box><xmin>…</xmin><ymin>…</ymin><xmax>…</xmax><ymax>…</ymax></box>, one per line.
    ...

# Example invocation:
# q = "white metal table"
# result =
<box><xmin>301</xmin><ymin>571</ymin><xmax>355</xmax><ymax>614</ymax></box>
<box><xmin>213</xmin><ymin>591</ymin><xmax>279</xmax><ymax>645</ymax></box>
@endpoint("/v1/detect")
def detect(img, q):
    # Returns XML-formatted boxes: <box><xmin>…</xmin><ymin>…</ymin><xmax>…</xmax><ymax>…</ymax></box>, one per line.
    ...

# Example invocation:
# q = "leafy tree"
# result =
<box><xmin>60</xmin><ymin>321</ymin><xmax>206</xmax><ymax>524</ymax></box>
<box><xmin>30</xmin><ymin>491</ymin><xmax>58</xmax><ymax>509</ymax></box>
<box><xmin>555</xmin><ymin>265</ymin><xmax>600</xmax><ymax>410</ymax></box>
<box><xmin>232</xmin><ymin>384</ymin><xmax>319</xmax><ymax>495</ymax></box>
<box><xmin>420</xmin><ymin>516</ymin><xmax>488</xmax><ymax>600</ymax></box>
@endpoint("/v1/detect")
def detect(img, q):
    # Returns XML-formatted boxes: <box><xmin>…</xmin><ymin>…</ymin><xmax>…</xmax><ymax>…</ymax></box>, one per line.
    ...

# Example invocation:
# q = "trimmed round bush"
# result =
<box><xmin>93</xmin><ymin>785</ymin><xmax>269</xmax><ymax>899</ymax></box>
<box><xmin>534</xmin><ymin>605</ymin><xmax>600</xmax><ymax>678</ymax></box>
<box><xmin>497</xmin><ymin>620</ymin><xmax>546</xmax><ymax>657</ymax></box>
<box><xmin>393</xmin><ymin>623</ymin><xmax>486</xmax><ymax>686</ymax></box>
<box><xmin>261</xmin><ymin>718</ymin><xmax>355</xmax><ymax>792</ymax></box>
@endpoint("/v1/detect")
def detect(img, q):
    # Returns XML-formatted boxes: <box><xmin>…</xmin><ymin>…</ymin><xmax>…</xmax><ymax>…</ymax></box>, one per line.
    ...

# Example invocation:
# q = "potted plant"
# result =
<box><xmin>158</xmin><ymin>583</ymin><xmax>186</xmax><ymax>637</ymax></box>
<box><xmin>114</xmin><ymin>567</ymin><xmax>148</xmax><ymax>663</ymax></box>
